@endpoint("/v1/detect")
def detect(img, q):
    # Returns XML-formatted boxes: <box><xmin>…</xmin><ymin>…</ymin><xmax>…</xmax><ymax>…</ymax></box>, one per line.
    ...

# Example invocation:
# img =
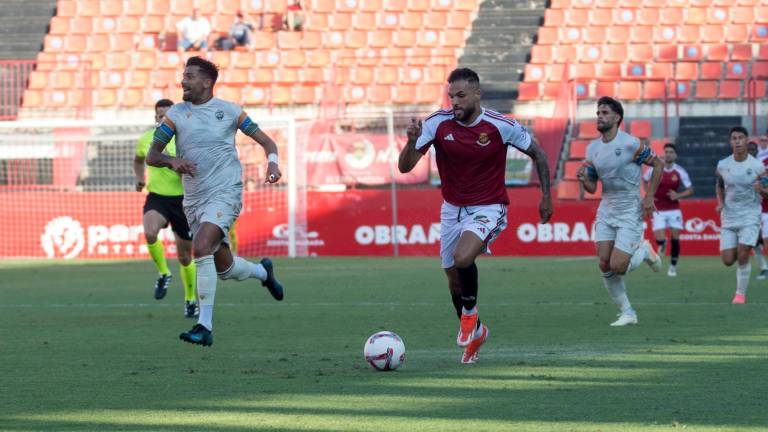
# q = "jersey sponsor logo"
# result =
<box><xmin>355</xmin><ymin>223</ymin><xmax>441</xmax><ymax>245</ymax></box>
<box><xmin>671</xmin><ymin>174</ymin><xmax>678</xmax><ymax>182</ymax></box>
<box><xmin>444</xmin><ymin>133</ymin><xmax>455</xmax><ymax>141</ymax></box>
<box><xmin>476</xmin><ymin>133</ymin><xmax>490</xmax><ymax>147</ymax></box>
<box><xmin>41</xmin><ymin>216</ymin><xmax>178</xmax><ymax>258</ymax></box>
<box><xmin>41</xmin><ymin>216</ymin><xmax>85</xmax><ymax>259</ymax></box>
<box><xmin>215</xmin><ymin>110</ymin><xmax>225</xmax><ymax>120</ymax></box>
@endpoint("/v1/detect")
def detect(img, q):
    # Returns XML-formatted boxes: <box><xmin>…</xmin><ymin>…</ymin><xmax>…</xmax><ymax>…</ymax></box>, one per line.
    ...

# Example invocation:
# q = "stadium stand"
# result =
<box><xmin>20</xmin><ymin>0</ymin><xmax>482</xmax><ymax>111</ymax></box>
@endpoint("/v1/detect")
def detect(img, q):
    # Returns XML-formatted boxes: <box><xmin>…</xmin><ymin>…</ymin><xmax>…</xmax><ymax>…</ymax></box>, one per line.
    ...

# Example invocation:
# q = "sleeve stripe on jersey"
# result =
<box><xmin>424</xmin><ymin>109</ymin><xmax>453</xmax><ymax>122</ymax></box>
<box><xmin>484</xmin><ymin>110</ymin><xmax>519</xmax><ymax>127</ymax></box>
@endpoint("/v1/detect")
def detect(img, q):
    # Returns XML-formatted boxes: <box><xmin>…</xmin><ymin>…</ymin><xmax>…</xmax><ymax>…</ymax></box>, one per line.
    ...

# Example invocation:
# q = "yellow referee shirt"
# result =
<box><xmin>135</xmin><ymin>129</ymin><xmax>184</xmax><ymax>197</ymax></box>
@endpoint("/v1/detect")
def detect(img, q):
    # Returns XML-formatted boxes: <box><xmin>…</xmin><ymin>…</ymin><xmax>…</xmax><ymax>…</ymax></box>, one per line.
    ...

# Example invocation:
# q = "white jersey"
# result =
<box><xmin>757</xmin><ymin>146</ymin><xmax>768</xmax><ymax>162</ymax></box>
<box><xmin>717</xmin><ymin>154</ymin><xmax>765</xmax><ymax>228</ymax></box>
<box><xmin>586</xmin><ymin>130</ymin><xmax>654</xmax><ymax>227</ymax></box>
<box><xmin>165</xmin><ymin>97</ymin><xmax>243</xmax><ymax>207</ymax></box>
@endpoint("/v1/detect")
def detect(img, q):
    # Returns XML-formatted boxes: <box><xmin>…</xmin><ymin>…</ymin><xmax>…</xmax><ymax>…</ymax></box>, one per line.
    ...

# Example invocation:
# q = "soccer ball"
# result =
<box><xmin>363</xmin><ymin>331</ymin><xmax>406</xmax><ymax>371</ymax></box>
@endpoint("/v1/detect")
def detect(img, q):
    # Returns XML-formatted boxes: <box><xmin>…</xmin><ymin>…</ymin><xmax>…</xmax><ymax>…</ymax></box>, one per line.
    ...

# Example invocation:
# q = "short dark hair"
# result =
<box><xmin>730</xmin><ymin>126</ymin><xmax>749</xmax><ymax>138</ymax></box>
<box><xmin>155</xmin><ymin>99</ymin><xmax>173</xmax><ymax>110</ymax></box>
<box><xmin>597</xmin><ymin>96</ymin><xmax>624</xmax><ymax>125</ymax></box>
<box><xmin>663</xmin><ymin>143</ymin><xmax>676</xmax><ymax>152</ymax></box>
<box><xmin>186</xmin><ymin>56</ymin><xmax>219</xmax><ymax>84</ymax></box>
<box><xmin>447</xmin><ymin>68</ymin><xmax>480</xmax><ymax>85</ymax></box>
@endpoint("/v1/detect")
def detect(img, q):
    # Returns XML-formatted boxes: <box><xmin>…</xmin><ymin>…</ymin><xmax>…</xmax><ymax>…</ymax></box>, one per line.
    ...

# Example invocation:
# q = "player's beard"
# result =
<box><xmin>596</xmin><ymin>121</ymin><xmax>613</xmax><ymax>133</ymax></box>
<box><xmin>454</xmin><ymin>106</ymin><xmax>474</xmax><ymax>122</ymax></box>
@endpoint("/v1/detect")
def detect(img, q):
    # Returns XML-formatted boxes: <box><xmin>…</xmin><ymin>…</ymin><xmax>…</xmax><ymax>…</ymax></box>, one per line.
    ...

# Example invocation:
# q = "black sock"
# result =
<box><xmin>456</xmin><ymin>263</ymin><xmax>478</xmax><ymax>312</ymax></box>
<box><xmin>451</xmin><ymin>294</ymin><xmax>463</xmax><ymax>319</ymax></box>
<box><xmin>671</xmin><ymin>239</ymin><xmax>680</xmax><ymax>266</ymax></box>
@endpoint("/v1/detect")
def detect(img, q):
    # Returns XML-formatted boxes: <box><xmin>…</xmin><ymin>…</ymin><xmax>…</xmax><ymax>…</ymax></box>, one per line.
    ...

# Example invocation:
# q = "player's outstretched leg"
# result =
<box><xmin>217</xmin><ymin>254</ymin><xmax>284</xmax><ymax>301</ymax></box>
<box><xmin>181</xmin><ymin>255</ymin><xmax>217</xmax><ymax>346</ymax></box>
<box><xmin>461</xmin><ymin>322</ymin><xmax>489</xmax><ymax>364</ymax></box>
<box><xmin>603</xmin><ymin>271</ymin><xmax>638</xmax><ymax>326</ymax></box>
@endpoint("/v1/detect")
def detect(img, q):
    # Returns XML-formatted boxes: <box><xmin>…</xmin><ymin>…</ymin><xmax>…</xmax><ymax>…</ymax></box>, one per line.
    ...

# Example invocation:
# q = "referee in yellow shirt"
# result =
<box><xmin>133</xmin><ymin>99</ymin><xmax>197</xmax><ymax>318</ymax></box>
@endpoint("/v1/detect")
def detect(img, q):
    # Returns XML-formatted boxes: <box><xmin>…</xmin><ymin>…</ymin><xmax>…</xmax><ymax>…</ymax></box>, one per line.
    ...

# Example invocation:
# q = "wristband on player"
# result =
<box><xmin>267</xmin><ymin>153</ymin><xmax>279</xmax><ymax>164</ymax></box>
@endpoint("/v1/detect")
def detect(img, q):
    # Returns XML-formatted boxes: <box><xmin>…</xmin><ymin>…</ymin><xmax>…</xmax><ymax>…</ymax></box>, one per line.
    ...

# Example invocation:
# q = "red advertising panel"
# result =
<box><xmin>1</xmin><ymin>190</ymin><xmax>723</xmax><ymax>259</ymax></box>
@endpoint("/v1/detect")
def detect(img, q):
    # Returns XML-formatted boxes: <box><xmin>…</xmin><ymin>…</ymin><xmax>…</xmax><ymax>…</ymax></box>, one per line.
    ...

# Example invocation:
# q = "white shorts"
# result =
<box><xmin>720</xmin><ymin>225</ymin><xmax>760</xmax><ymax>251</ymax></box>
<box><xmin>761</xmin><ymin>213</ymin><xmax>768</xmax><ymax>238</ymax></box>
<box><xmin>440</xmin><ymin>201</ymin><xmax>508</xmax><ymax>268</ymax></box>
<box><xmin>594</xmin><ymin>219</ymin><xmax>643</xmax><ymax>254</ymax></box>
<box><xmin>184</xmin><ymin>195</ymin><xmax>242</xmax><ymax>247</ymax></box>
<box><xmin>651</xmin><ymin>209</ymin><xmax>684</xmax><ymax>231</ymax></box>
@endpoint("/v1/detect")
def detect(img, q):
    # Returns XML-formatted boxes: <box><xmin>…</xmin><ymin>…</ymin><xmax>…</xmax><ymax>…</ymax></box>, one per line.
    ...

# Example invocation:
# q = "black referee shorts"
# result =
<box><xmin>143</xmin><ymin>193</ymin><xmax>192</xmax><ymax>240</ymax></box>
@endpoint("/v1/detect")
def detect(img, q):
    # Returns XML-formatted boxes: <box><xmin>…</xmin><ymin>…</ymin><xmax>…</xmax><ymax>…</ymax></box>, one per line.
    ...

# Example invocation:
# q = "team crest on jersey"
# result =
<box><xmin>614</xmin><ymin>148</ymin><xmax>622</xmax><ymax>156</ymax></box>
<box><xmin>747</xmin><ymin>168</ymin><xmax>753</xmax><ymax>175</ymax></box>
<box><xmin>476</xmin><ymin>133</ymin><xmax>490</xmax><ymax>147</ymax></box>
<box><xmin>672</xmin><ymin>174</ymin><xmax>678</xmax><ymax>182</ymax></box>
<box><xmin>215</xmin><ymin>110</ymin><xmax>225</xmax><ymax>120</ymax></box>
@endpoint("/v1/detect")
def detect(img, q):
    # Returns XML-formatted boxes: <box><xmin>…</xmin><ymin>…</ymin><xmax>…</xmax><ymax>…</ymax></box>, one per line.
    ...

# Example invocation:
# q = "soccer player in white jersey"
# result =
<box><xmin>398</xmin><ymin>68</ymin><xmax>552</xmax><ymax>364</ymax></box>
<box><xmin>642</xmin><ymin>143</ymin><xmax>694</xmax><ymax>277</ymax></box>
<box><xmin>146</xmin><ymin>57</ymin><xmax>284</xmax><ymax>346</ymax></box>
<box><xmin>576</xmin><ymin>97</ymin><xmax>663</xmax><ymax>327</ymax></box>
<box><xmin>715</xmin><ymin>126</ymin><xmax>768</xmax><ymax>304</ymax></box>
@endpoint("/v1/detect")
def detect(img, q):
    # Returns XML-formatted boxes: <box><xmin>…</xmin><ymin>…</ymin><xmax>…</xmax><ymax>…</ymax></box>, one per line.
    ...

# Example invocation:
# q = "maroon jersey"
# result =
<box><xmin>643</xmin><ymin>164</ymin><xmax>692</xmax><ymax>211</ymax></box>
<box><xmin>415</xmin><ymin>108</ymin><xmax>531</xmax><ymax>206</ymax></box>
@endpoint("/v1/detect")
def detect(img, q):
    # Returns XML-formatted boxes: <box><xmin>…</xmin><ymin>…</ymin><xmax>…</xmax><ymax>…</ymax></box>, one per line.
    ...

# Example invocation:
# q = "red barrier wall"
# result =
<box><xmin>1</xmin><ymin>189</ymin><xmax>723</xmax><ymax>259</ymax></box>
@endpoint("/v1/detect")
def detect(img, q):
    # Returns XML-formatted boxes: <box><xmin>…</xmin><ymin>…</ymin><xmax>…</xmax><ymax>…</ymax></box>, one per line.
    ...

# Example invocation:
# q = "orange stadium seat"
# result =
<box><xmin>670</xmin><ymin>81</ymin><xmax>692</xmax><ymax>99</ymax></box>
<box><xmin>537</xmin><ymin>28</ymin><xmax>558</xmax><ymax>45</ymax></box>
<box><xmin>695</xmin><ymin>81</ymin><xmax>718</xmax><ymax>98</ymax></box>
<box><xmin>121</xmin><ymin>89</ymin><xmax>143</xmax><ymax>108</ymax></box>
<box><xmin>726</xmin><ymin>25</ymin><xmax>749</xmax><ymax>42</ymax></box>
<box><xmin>577</xmin><ymin>120</ymin><xmax>599</xmax><ymax>139</ymax></box>
<box><xmin>629</xmin><ymin>120</ymin><xmax>652</xmax><ymax>139</ymax></box>
<box><xmin>731</xmin><ymin>44</ymin><xmax>752</xmax><ymax>60</ymax></box>
<box><xmin>569</xmin><ymin>140</ymin><xmax>589</xmax><ymax>159</ymax></box>
<box><xmin>746</xmin><ymin>81</ymin><xmax>767</xmax><ymax>98</ymax></box>
<box><xmin>544</xmin><ymin>9</ymin><xmax>564</xmax><ymax>26</ymax></box>
<box><xmin>618</xmin><ymin>81</ymin><xmax>642</xmax><ymax>100</ymax></box>
<box><xmin>600</xmin><ymin>63</ymin><xmax>621</xmax><ymax>78</ymax></box>
<box><xmin>591</xmin><ymin>8</ymin><xmax>612</xmax><ymax>26</ymax></box>
<box><xmin>658</xmin><ymin>45</ymin><xmax>678</xmax><ymax>62</ymax></box>
<box><xmin>649</xmin><ymin>63</ymin><xmax>673</xmax><ymax>79</ymax></box>
<box><xmin>517</xmin><ymin>83</ymin><xmax>540</xmax><ymax>101</ymax></box>
<box><xmin>719</xmin><ymin>80</ymin><xmax>742</xmax><ymax>98</ymax></box>
<box><xmin>661</xmin><ymin>7</ymin><xmax>684</xmax><ymax>25</ymax></box>
<box><xmin>753</xmin><ymin>61</ymin><xmax>768</xmax><ymax>78</ymax></box>
<box><xmin>675</xmin><ymin>62</ymin><xmax>698</xmax><ymax>80</ymax></box>
<box><xmin>681</xmin><ymin>45</ymin><xmax>703</xmax><ymax>61</ymax></box>
<box><xmin>607</xmin><ymin>27</ymin><xmax>630</xmax><ymax>44</ymax></box>
<box><xmin>79</xmin><ymin>0</ymin><xmax>99</xmax><ymax>16</ymax></box>
<box><xmin>678</xmin><ymin>25</ymin><xmax>700</xmax><ymax>43</ymax></box>
<box><xmin>687</xmin><ymin>7</ymin><xmax>707</xmax><ymax>25</ymax></box>
<box><xmin>638</xmin><ymin>8</ymin><xmax>660</xmax><ymax>26</ymax></box>
<box><xmin>707</xmin><ymin>44</ymin><xmax>729</xmax><ymax>60</ymax></box>
<box><xmin>408</xmin><ymin>0</ymin><xmax>430</xmax><ymax>11</ymax></box>
<box><xmin>700</xmin><ymin>62</ymin><xmax>723</xmax><ymax>79</ymax></box>
<box><xmin>554</xmin><ymin>46</ymin><xmax>577</xmax><ymax>64</ymax></box>
<box><xmin>634</xmin><ymin>26</ymin><xmax>654</xmax><ymax>44</ymax></box>
<box><xmin>564</xmin><ymin>161</ymin><xmax>581</xmax><ymax>180</ymax></box>
<box><xmin>583</xmin><ymin>27</ymin><xmax>607</xmax><ymax>44</ymax></box>
<box><xmin>556</xmin><ymin>180</ymin><xmax>583</xmax><ymax>200</ymax></box>
<box><xmin>726</xmin><ymin>62</ymin><xmax>748</xmax><ymax>79</ymax></box>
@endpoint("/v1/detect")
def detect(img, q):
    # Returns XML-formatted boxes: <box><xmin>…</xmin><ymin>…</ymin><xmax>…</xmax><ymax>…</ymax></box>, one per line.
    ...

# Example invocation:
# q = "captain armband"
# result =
<box><xmin>717</xmin><ymin>176</ymin><xmax>725</xmax><ymax>188</ymax></box>
<box><xmin>583</xmin><ymin>161</ymin><xmax>598</xmax><ymax>181</ymax></box>
<box><xmin>239</xmin><ymin>116</ymin><xmax>260</xmax><ymax>136</ymax></box>
<box><xmin>153</xmin><ymin>123</ymin><xmax>175</xmax><ymax>146</ymax></box>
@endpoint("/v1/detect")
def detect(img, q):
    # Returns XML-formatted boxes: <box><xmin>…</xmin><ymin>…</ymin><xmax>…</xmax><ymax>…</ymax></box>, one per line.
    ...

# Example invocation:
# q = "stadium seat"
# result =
<box><xmin>745</xmin><ymin>80</ymin><xmax>767</xmax><ymax>98</ymax></box>
<box><xmin>675</xmin><ymin>62</ymin><xmax>698</xmax><ymax>80</ymax></box>
<box><xmin>591</xmin><ymin>8</ymin><xmax>612</xmax><ymax>26</ymax></box>
<box><xmin>678</xmin><ymin>25</ymin><xmax>701</xmax><ymax>43</ymax></box>
<box><xmin>544</xmin><ymin>9</ymin><xmax>564</xmax><ymax>26</ymax></box>
<box><xmin>726</xmin><ymin>62</ymin><xmax>748</xmax><ymax>79</ymax></box>
<box><xmin>642</xmin><ymin>81</ymin><xmax>666</xmax><ymax>100</ymax></box>
<box><xmin>649</xmin><ymin>63</ymin><xmax>673</xmax><ymax>79</ymax></box>
<box><xmin>695</xmin><ymin>81</ymin><xmax>718</xmax><ymax>98</ymax></box>
<box><xmin>707</xmin><ymin>44</ymin><xmax>729</xmax><ymax>61</ymax></box>
<box><xmin>650</xmin><ymin>139</ymin><xmax>669</xmax><ymax>156</ymax></box>
<box><xmin>759</xmin><ymin>44</ymin><xmax>768</xmax><ymax>60</ymax></box>
<box><xmin>753</xmin><ymin>61</ymin><xmax>768</xmax><ymax>78</ymax></box>
<box><xmin>618</xmin><ymin>81</ymin><xmax>642</xmax><ymax>100</ymax></box>
<box><xmin>564</xmin><ymin>160</ymin><xmax>581</xmax><ymax>180</ymax></box>
<box><xmin>569</xmin><ymin>139</ymin><xmax>589</xmax><ymax>159</ymax></box>
<box><xmin>633</xmin><ymin>26</ymin><xmax>654</xmax><ymax>44</ymax></box>
<box><xmin>517</xmin><ymin>83</ymin><xmax>540</xmax><ymax>100</ymax></box>
<box><xmin>669</xmin><ymin>81</ymin><xmax>692</xmax><ymax>99</ymax></box>
<box><xmin>595</xmin><ymin>81</ymin><xmax>617</xmax><ymax>97</ymax></box>
<box><xmin>577</xmin><ymin>120</ymin><xmax>599</xmax><ymax>139</ymax></box>
<box><xmin>719</xmin><ymin>80</ymin><xmax>741</xmax><ymax>98</ymax></box>
<box><xmin>661</xmin><ymin>7</ymin><xmax>684</xmax><ymax>25</ymax></box>
<box><xmin>658</xmin><ymin>45</ymin><xmax>678</xmax><ymax>62</ymax></box>
<box><xmin>638</xmin><ymin>8</ymin><xmax>660</xmax><ymax>26</ymax></box>
<box><xmin>556</xmin><ymin>180</ymin><xmax>581</xmax><ymax>200</ymax></box>
<box><xmin>629</xmin><ymin>120</ymin><xmax>652</xmax><ymax>139</ymax></box>
<box><xmin>628</xmin><ymin>44</ymin><xmax>653</xmax><ymax>62</ymax></box>
<box><xmin>726</xmin><ymin>25</ymin><xmax>749</xmax><ymax>42</ymax></box>
<box><xmin>731</xmin><ymin>44</ymin><xmax>752</xmax><ymax>60</ymax></box>
<box><xmin>56</xmin><ymin>0</ymin><xmax>76</xmax><ymax>17</ymax></box>
<box><xmin>700</xmin><ymin>62</ymin><xmax>723</xmax><ymax>80</ymax></box>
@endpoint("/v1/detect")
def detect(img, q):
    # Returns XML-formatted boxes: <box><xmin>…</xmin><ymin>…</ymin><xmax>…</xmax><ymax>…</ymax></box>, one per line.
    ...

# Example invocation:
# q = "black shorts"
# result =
<box><xmin>143</xmin><ymin>193</ymin><xmax>192</xmax><ymax>240</ymax></box>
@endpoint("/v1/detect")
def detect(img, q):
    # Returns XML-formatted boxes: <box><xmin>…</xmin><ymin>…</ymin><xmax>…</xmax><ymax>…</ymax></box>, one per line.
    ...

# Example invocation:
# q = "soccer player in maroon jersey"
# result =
<box><xmin>398</xmin><ymin>68</ymin><xmax>552</xmax><ymax>364</ymax></box>
<box><xmin>642</xmin><ymin>143</ymin><xmax>694</xmax><ymax>277</ymax></box>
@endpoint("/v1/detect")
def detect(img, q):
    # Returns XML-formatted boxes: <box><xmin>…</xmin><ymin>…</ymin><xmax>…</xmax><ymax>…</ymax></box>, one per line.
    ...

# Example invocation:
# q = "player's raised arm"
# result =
<box><xmin>519</xmin><ymin>137</ymin><xmax>552</xmax><ymax>223</ymax></box>
<box><xmin>146</xmin><ymin>118</ymin><xmax>197</xmax><ymax>176</ymax></box>
<box><xmin>238</xmin><ymin>111</ymin><xmax>282</xmax><ymax>183</ymax></box>
<box><xmin>398</xmin><ymin>118</ymin><xmax>424</xmax><ymax>173</ymax></box>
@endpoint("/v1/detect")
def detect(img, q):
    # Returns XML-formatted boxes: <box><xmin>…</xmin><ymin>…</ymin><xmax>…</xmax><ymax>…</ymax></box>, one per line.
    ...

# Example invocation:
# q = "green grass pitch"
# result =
<box><xmin>1</xmin><ymin>257</ymin><xmax>767</xmax><ymax>431</ymax></box>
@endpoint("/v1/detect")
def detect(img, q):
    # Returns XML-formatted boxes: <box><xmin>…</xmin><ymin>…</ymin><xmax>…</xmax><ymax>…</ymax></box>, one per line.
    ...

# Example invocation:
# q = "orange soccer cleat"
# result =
<box><xmin>461</xmin><ymin>324</ymin><xmax>489</xmax><ymax>364</ymax></box>
<box><xmin>457</xmin><ymin>311</ymin><xmax>478</xmax><ymax>347</ymax></box>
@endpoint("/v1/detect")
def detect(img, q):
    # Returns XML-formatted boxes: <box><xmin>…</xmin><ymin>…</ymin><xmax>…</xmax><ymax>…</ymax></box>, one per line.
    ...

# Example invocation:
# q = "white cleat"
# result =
<box><xmin>610</xmin><ymin>312</ymin><xmax>638</xmax><ymax>327</ymax></box>
<box><xmin>642</xmin><ymin>240</ymin><xmax>662</xmax><ymax>272</ymax></box>
<box><xmin>667</xmin><ymin>265</ymin><xmax>677</xmax><ymax>277</ymax></box>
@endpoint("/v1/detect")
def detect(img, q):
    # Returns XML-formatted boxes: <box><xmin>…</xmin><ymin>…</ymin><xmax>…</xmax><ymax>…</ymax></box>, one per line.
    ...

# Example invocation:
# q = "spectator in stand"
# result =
<box><xmin>229</xmin><ymin>11</ymin><xmax>254</xmax><ymax>48</ymax></box>
<box><xmin>284</xmin><ymin>0</ymin><xmax>305</xmax><ymax>31</ymax></box>
<box><xmin>176</xmin><ymin>9</ymin><xmax>211</xmax><ymax>51</ymax></box>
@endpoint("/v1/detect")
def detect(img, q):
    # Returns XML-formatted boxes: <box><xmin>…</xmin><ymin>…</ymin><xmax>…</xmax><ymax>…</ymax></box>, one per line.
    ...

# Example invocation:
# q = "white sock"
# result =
<box><xmin>627</xmin><ymin>243</ymin><xmax>647</xmax><ymax>273</ymax></box>
<box><xmin>736</xmin><ymin>263</ymin><xmax>751</xmax><ymax>296</ymax></box>
<box><xmin>756</xmin><ymin>245</ymin><xmax>768</xmax><ymax>270</ymax></box>
<box><xmin>602</xmin><ymin>271</ymin><xmax>633</xmax><ymax>314</ymax></box>
<box><xmin>195</xmin><ymin>255</ymin><xmax>217</xmax><ymax>330</ymax></box>
<box><xmin>462</xmin><ymin>306</ymin><xmax>477</xmax><ymax>315</ymax></box>
<box><xmin>218</xmin><ymin>256</ymin><xmax>267</xmax><ymax>281</ymax></box>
